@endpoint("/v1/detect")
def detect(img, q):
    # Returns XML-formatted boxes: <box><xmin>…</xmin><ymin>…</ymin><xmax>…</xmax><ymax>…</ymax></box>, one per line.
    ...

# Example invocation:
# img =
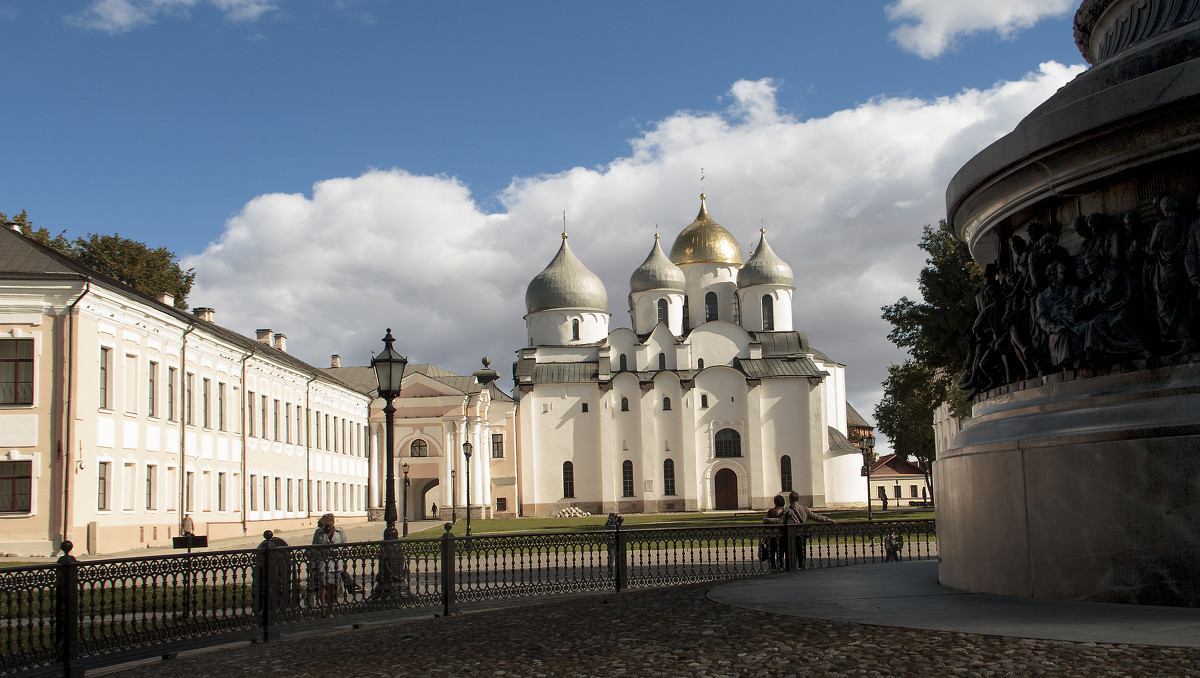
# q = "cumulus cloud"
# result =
<box><xmin>185</xmin><ymin>63</ymin><xmax>1083</xmax><ymax>448</ymax></box>
<box><xmin>886</xmin><ymin>0</ymin><xmax>1076</xmax><ymax>59</ymax></box>
<box><xmin>67</xmin><ymin>0</ymin><xmax>278</xmax><ymax>33</ymax></box>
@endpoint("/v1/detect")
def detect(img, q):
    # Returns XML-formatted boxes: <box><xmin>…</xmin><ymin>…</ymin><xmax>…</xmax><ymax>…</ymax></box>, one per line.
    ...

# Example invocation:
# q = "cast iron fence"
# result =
<box><xmin>0</xmin><ymin>519</ymin><xmax>935</xmax><ymax>677</ymax></box>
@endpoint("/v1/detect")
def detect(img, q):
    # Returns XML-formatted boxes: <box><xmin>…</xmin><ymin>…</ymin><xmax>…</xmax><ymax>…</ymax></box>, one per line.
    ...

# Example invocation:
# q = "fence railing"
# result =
<box><xmin>1</xmin><ymin>519</ymin><xmax>935</xmax><ymax>677</ymax></box>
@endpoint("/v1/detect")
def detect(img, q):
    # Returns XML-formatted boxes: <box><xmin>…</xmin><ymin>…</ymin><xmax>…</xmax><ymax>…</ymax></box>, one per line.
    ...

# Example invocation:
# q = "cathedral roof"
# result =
<box><xmin>525</xmin><ymin>233</ymin><xmax>608</xmax><ymax>314</ymax></box>
<box><xmin>630</xmin><ymin>235</ymin><xmax>686</xmax><ymax>293</ymax></box>
<box><xmin>738</xmin><ymin>230</ymin><xmax>793</xmax><ymax>288</ymax></box>
<box><xmin>668</xmin><ymin>194</ymin><xmax>744</xmax><ymax>266</ymax></box>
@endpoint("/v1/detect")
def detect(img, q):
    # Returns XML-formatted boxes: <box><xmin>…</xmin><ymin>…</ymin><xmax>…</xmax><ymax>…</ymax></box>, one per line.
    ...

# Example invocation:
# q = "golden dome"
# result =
<box><xmin>668</xmin><ymin>194</ymin><xmax>744</xmax><ymax>265</ymax></box>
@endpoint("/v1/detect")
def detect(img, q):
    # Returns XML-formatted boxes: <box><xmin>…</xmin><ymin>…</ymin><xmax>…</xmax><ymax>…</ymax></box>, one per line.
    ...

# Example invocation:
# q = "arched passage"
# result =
<box><xmin>714</xmin><ymin>468</ymin><xmax>738</xmax><ymax>510</ymax></box>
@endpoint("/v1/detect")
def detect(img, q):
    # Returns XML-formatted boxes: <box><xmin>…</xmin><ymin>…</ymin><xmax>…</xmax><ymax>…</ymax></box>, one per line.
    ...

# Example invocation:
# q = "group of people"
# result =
<box><xmin>760</xmin><ymin>491</ymin><xmax>837</xmax><ymax>570</ymax></box>
<box><xmin>960</xmin><ymin>194</ymin><xmax>1200</xmax><ymax>396</ymax></box>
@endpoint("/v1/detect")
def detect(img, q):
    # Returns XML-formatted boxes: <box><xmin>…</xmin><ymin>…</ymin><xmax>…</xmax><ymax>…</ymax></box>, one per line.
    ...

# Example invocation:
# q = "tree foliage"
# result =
<box><xmin>5</xmin><ymin>210</ymin><xmax>195</xmax><ymax>310</ymax></box>
<box><xmin>875</xmin><ymin>221</ymin><xmax>982</xmax><ymax>464</ymax></box>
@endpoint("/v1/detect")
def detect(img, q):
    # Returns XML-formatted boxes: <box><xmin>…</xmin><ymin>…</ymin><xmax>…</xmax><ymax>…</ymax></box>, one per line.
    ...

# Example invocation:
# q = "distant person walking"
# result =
<box><xmin>782</xmin><ymin>491</ymin><xmax>836</xmax><ymax>569</ymax></box>
<box><xmin>881</xmin><ymin>493</ymin><xmax>889</xmax><ymax>511</ymax></box>
<box><xmin>763</xmin><ymin>495</ymin><xmax>786</xmax><ymax>570</ymax></box>
<box><xmin>312</xmin><ymin>513</ymin><xmax>347</xmax><ymax>617</ymax></box>
<box><xmin>431</xmin><ymin>502</ymin><xmax>438</xmax><ymax>518</ymax></box>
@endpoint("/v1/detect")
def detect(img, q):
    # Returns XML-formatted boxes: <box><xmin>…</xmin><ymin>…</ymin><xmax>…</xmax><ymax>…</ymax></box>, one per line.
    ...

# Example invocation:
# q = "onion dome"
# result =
<box><xmin>631</xmin><ymin>234</ymin><xmax>686</xmax><ymax>293</ymax></box>
<box><xmin>525</xmin><ymin>233</ymin><xmax>608</xmax><ymax>313</ymax></box>
<box><xmin>738</xmin><ymin>229</ymin><xmax>793</xmax><ymax>288</ymax></box>
<box><xmin>669</xmin><ymin>194</ymin><xmax>744</xmax><ymax>265</ymax></box>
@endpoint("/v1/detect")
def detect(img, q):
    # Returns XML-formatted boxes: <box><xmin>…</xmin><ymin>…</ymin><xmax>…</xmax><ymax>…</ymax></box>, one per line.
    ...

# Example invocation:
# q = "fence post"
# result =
<box><xmin>441</xmin><ymin>523</ymin><xmax>456</xmax><ymax>616</ymax></box>
<box><xmin>260</xmin><ymin>545</ymin><xmax>282</xmax><ymax>643</ymax></box>
<box><xmin>614</xmin><ymin>522</ymin><xmax>627</xmax><ymax>592</ymax></box>
<box><xmin>54</xmin><ymin>540</ymin><xmax>80</xmax><ymax>678</ymax></box>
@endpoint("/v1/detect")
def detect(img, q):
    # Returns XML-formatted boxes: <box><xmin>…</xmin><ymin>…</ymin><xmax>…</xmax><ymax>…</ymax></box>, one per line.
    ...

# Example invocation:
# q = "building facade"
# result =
<box><xmin>514</xmin><ymin>195</ymin><xmax>869</xmax><ymax>516</ymax></box>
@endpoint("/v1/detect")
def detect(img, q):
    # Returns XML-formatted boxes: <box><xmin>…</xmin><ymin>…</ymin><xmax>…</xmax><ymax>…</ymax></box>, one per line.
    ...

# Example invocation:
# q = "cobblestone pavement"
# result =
<box><xmin>109</xmin><ymin>582</ymin><xmax>1200</xmax><ymax>678</ymax></box>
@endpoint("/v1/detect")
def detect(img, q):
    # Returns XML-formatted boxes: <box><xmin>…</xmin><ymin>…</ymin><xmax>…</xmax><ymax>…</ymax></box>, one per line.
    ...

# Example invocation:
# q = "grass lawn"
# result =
<box><xmin>407</xmin><ymin>507</ymin><xmax>934</xmax><ymax>539</ymax></box>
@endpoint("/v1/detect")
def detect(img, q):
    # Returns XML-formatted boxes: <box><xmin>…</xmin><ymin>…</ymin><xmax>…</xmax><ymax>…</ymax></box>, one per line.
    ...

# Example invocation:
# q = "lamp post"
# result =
<box><xmin>462</xmin><ymin>441</ymin><xmax>473</xmax><ymax>536</ymax></box>
<box><xmin>860</xmin><ymin>434</ymin><xmax>876</xmax><ymax>521</ymax></box>
<box><xmin>371</xmin><ymin>329</ymin><xmax>408</xmax><ymax>541</ymax></box>
<box><xmin>401</xmin><ymin>462</ymin><xmax>410</xmax><ymax>537</ymax></box>
<box><xmin>450</xmin><ymin>469</ymin><xmax>457</xmax><ymax>524</ymax></box>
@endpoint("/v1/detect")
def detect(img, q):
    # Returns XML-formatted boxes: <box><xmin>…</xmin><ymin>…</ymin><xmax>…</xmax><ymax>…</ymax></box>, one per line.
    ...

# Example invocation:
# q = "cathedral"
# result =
<box><xmin>513</xmin><ymin>195</ymin><xmax>868</xmax><ymax>516</ymax></box>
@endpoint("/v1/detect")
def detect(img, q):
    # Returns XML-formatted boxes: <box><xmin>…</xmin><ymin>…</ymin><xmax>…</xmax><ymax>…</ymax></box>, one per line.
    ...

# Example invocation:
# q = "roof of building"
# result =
<box><xmin>828</xmin><ymin>426</ymin><xmax>861</xmax><ymax>452</ymax></box>
<box><xmin>0</xmin><ymin>226</ymin><xmax>362</xmax><ymax>394</ymax></box>
<box><xmin>323</xmin><ymin>364</ymin><xmax>513</xmax><ymax>402</ymax></box>
<box><xmin>630</xmin><ymin>235</ymin><xmax>686</xmax><ymax>293</ymax></box>
<box><xmin>871</xmin><ymin>454</ymin><xmax>927</xmax><ymax>478</ymax></box>
<box><xmin>525</xmin><ymin>233</ymin><xmax>608</xmax><ymax>314</ymax></box>
<box><xmin>738</xmin><ymin>230</ymin><xmax>793</xmax><ymax>288</ymax></box>
<box><xmin>847</xmin><ymin>403</ymin><xmax>873</xmax><ymax>429</ymax></box>
<box><xmin>738</xmin><ymin>356</ymin><xmax>827</xmax><ymax>379</ymax></box>
<box><xmin>668</xmin><ymin>194</ymin><xmax>744</xmax><ymax>266</ymax></box>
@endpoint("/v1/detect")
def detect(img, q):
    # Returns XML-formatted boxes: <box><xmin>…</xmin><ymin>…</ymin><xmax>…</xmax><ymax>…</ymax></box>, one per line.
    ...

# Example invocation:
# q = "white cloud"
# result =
<box><xmin>185</xmin><ymin>62</ymin><xmax>1083</xmax><ymax>452</ymax></box>
<box><xmin>67</xmin><ymin>0</ymin><xmax>278</xmax><ymax>33</ymax></box>
<box><xmin>886</xmin><ymin>0</ymin><xmax>1076</xmax><ymax>59</ymax></box>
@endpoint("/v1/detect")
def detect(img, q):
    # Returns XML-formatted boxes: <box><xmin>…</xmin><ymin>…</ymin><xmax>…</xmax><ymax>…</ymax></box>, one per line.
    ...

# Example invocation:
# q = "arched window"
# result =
<box><xmin>762</xmin><ymin>295</ymin><xmax>774</xmax><ymax>331</ymax></box>
<box><xmin>571</xmin><ymin>319</ymin><xmax>580</xmax><ymax>341</ymax></box>
<box><xmin>715</xmin><ymin>428</ymin><xmax>741</xmax><ymax>457</ymax></box>
<box><xmin>658</xmin><ymin>353</ymin><xmax>666</xmax><ymax>370</ymax></box>
<box><xmin>657</xmin><ymin>298</ymin><xmax>668</xmax><ymax>325</ymax></box>
<box><xmin>663</xmin><ymin>459</ymin><xmax>676</xmax><ymax>496</ymax></box>
<box><xmin>733</xmin><ymin>294</ymin><xmax>740</xmax><ymax>323</ymax></box>
<box><xmin>562</xmin><ymin>461</ymin><xmax>575</xmax><ymax>498</ymax></box>
<box><xmin>619</xmin><ymin>354</ymin><xmax>628</xmax><ymax>371</ymax></box>
<box><xmin>780</xmin><ymin>455</ymin><xmax>793</xmax><ymax>492</ymax></box>
<box><xmin>683</xmin><ymin>297</ymin><xmax>690</xmax><ymax>327</ymax></box>
<box><xmin>663</xmin><ymin>396</ymin><xmax>672</xmax><ymax>411</ymax></box>
<box><xmin>700</xmin><ymin>394</ymin><xmax>708</xmax><ymax>408</ymax></box>
<box><xmin>621</xmin><ymin>397</ymin><xmax>629</xmax><ymax>411</ymax></box>
<box><xmin>697</xmin><ymin>358</ymin><xmax>704</xmax><ymax>369</ymax></box>
<box><xmin>705</xmin><ymin>292</ymin><xmax>718</xmax><ymax>322</ymax></box>
<box><xmin>410</xmin><ymin>439</ymin><xmax>428</xmax><ymax>457</ymax></box>
<box><xmin>622</xmin><ymin>460</ymin><xmax>634</xmax><ymax>497</ymax></box>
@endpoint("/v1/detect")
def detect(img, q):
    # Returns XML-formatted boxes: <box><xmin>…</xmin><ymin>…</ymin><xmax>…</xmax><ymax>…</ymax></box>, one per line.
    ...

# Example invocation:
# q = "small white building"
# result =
<box><xmin>514</xmin><ymin>195</ymin><xmax>870</xmax><ymax>516</ymax></box>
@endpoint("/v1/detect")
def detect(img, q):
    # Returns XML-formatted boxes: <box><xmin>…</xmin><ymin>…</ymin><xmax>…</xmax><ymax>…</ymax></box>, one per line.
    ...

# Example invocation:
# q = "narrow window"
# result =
<box><xmin>619</xmin><ymin>354</ymin><xmax>627</xmax><ymax>371</ymax></box>
<box><xmin>893</xmin><ymin>485</ymin><xmax>901</xmax><ymax>500</ymax></box>
<box><xmin>662</xmin><ymin>396</ymin><xmax>671</xmax><ymax>411</ymax></box>
<box><xmin>0</xmin><ymin>460</ymin><xmax>33</xmax><ymax>512</ymax></box>
<box><xmin>658</xmin><ymin>353</ymin><xmax>666</xmax><ymax>370</ymax></box>
<box><xmin>99</xmin><ymin>347</ymin><xmax>112</xmax><ymax>409</ymax></box>
<box><xmin>496</xmin><ymin>497</ymin><xmax>507</xmax><ymax>512</ymax></box>
<box><xmin>781</xmin><ymin>455</ymin><xmax>793</xmax><ymax>492</ymax></box>
<box><xmin>683</xmin><ymin>297</ymin><xmax>690</xmax><ymax>327</ymax></box>
<box><xmin>285</xmin><ymin>403</ymin><xmax>291</xmax><ymax>443</ymax></box>
<box><xmin>219</xmin><ymin>472</ymin><xmax>227</xmax><ymax>511</ymax></box>
<box><xmin>247</xmin><ymin>391</ymin><xmax>256</xmax><ymax>436</ymax></box>
<box><xmin>249</xmin><ymin>474</ymin><xmax>257</xmax><ymax>511</ymax></box>
<box><xmin>911</xmin><ymin>484</ymin><xmax>919</xmax><ymax>498</ymax></box>
<box><xmin>261</xmin><ymin>395</ymin><xmax>269</xmax><ymax>440</ymax></box>
<box><xmin>663</xmin><ymin>459</ymin><xmax>676</xmax><ymax>496</ymax></box>
<box><xmin>762</xmin><ymin>295</ymin><xmax>774</xmax><ymax>331</ymax></box>
<box><xmin>410</xmin><ymin>439</ymin><xmax>428</xmax><ymax>457</ymax></box>
<box><xmin>145</xmin><ymin>464</ymin><xmax>157</xmax><ymax>510</ymax></box>
<box><xmin>697</xmin><ymin>358</ymin><xmax>704</xmax><ymax>369</ymax></box>
<box><xmin>0</xmin><ymin>339</ymin><xmax>34</xmax><ymax>405</ymax></box>
<box><xmin>185</xmin><ymin>471</ymin><xmax>194</xmax><ymax>512</ymax></box>
<box><xmin>185</xmin><ymin>372</ymin><xmax>194</xmax><ymax>426</ymax></box>
<box><xmin>571</xmin><ymin>319</ymin><xmax>580</xmax><ymax>341</ymax></box>
<box><xmin>492</xmin><ymin>433</ymin><xmax>504</xmax><ymax>458</ymax></box>
<box><xmin>97</xmin><ymin>461</ymin><xmax>110</xmax><ymax>510</ymax></box>
<box><xmin>274</xmin><ymin>399</ymin><xmax>281</xmax><ymax>441</ymax></box>
<box><xmin>286</xmin><ymin>478</ymin><xmax>293</xmax><ymax>512</ymax></box>
<box><xmin>562</xmin><ymin>461</ymin><xmax>575</xmax><ymax>498</ymax></box>
<box><xmin>581</xmin><ymin>402</ymin><xmax>589</xmax><ymax>413</ymax></box>
<box><xmin>732</xmin><ymin>293</ymin><xmax>740</xmax><ymax>323</ymax></box>
<box><xmin>622</xmin><ymin>460</ymin><xmax>634</xmax><ymax>497</ymax></box>
<box><xmin>620</xmin><ymin>397</ymin><xmax>629</xmax><ymax>411</ymax></box>
<box><xmin>715</xmin><ymin>428</ymin><xmax>741</xmax><ymax>457</ymax></box>
<box><xmin>657</xmin><ymin>298</ymin><xmax>668</xmax><ymax>324</ymax></box>
<box><xmin>701</xmin><ymin>394</ymin><xmax>709</xmax><ymax>408</ymax></box>
<box><xmin>704</xmin><ymin>292</ymin><xmax>718</xmax><ymax>322</ymax></box>
<box><xmin>147</xmin><ymin>361</ymin><xmax>158</xmax><ymax>417</ymax></box>
<box><xmin>275</xmin><ymin>477</ymin><xmax>282</xmax><ymax>511</ymax></box>
<box><xmin>202</xmin><ymin>378</ymin><xmax>211</xmax><ymax>428</ymax></box>
<box><xmin>218</xmin><ymin>383</ymin><xmax>227</xmax><ymax>431</ymax></box>
<box><xmin>168</xmin><ymin>367</ymin><xmax>177</xmax><ymax>421</ymax></box>
<box><xmin>314</xmin><ymin>410</ymin><xmax>321</xmax><ymax>449</ymax></box>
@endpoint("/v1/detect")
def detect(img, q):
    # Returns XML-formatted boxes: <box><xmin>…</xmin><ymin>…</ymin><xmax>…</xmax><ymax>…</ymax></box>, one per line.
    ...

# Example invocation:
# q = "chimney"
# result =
<box><xmin>157</xmin><ymin>292</ymin><xmax>175</xmax><ymax>307</ymax></box>
<box><xmin>273</xmin><ymin>333</ymin><xmax>287</xmax><ymax>353</ymax></box>
<box><xmin>330</xmin><ymin>355</ymin><xmax>341</xmax><ymax>368</ymax></box>
<box><xmin>7</xmin><ymin>221</ymin><xmax>20</xmax><ymax>233</ymax></box>
<box><xmin>193</xmin><ymin>307</ymin><xmax>214</xmax><ymax>322</ymax></box>
<box><xmin>256</xmin><ymin>329</ymin><xmax>272</xmax><ymax>344</ymax></box>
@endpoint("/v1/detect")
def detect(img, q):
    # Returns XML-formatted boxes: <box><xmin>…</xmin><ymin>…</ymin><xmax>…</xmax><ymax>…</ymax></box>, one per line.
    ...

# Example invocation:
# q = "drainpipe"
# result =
<box><xmin>239</xmin><ymin>346</ymin><xmax>255</xmax><ymax>535</ymax></box>
<box><xmin>305</xmin><ymin>374</ymin><xmax>316</xmax><ymax>520</ymax></box>
<box><xmin>178</xmin><ymin>322</ymin><xmax>196</xmax><ymax>533</ymax></box>
<box><xmin>60</xmin><ymin>279</ymin><xmax>91</xmax><ymax>546</ymax></box>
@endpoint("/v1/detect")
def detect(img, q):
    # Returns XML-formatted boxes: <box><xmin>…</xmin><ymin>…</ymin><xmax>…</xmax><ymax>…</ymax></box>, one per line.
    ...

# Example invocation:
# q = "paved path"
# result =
<box><xmin>99</xmin><ymin>561</ymin><xmax>1200</xmax><ymax>677</ymax></box>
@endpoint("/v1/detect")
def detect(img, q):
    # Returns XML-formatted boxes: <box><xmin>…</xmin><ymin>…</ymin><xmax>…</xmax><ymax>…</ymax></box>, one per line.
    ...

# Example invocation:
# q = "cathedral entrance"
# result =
<box><xmin>714</xmin><ymin>468</ymin><xmax>738</xmax><ymax>510</ymax></box>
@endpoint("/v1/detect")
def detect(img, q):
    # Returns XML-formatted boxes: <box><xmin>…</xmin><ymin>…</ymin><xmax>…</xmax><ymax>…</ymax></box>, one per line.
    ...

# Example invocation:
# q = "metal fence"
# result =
<box><xmin>0</xmin><ymin>519</ymin><xmax>935</xmax><ymax>677</ymax></box>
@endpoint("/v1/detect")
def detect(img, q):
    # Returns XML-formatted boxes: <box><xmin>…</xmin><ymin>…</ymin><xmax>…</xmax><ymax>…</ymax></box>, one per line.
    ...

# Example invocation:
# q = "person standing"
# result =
<box><xmin>781</xmin><ymin>491</ymin><xmax>837</xmax><ymax>569</ymax></box>
<box><xmin>763</xmin><ymin>495</ymin><xmax>786</xmax><ymax>570</ymax></box>
<box><xmin>604</xmin><ymin>512</ymin><xmax>622</xmax><ymax>575</ymax></box>
<box><xmin>312</xmin><ymin>513</ymin><xmax>347</xmax><ymax>616</ymax></box>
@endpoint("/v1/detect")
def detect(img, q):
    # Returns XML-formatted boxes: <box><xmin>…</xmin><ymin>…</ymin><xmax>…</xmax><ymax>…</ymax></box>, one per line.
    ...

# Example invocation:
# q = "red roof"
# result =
<box><xmin>870</xmin><ymin>454</ymin><xmax>926</xmax><ymax>478</ymax></box>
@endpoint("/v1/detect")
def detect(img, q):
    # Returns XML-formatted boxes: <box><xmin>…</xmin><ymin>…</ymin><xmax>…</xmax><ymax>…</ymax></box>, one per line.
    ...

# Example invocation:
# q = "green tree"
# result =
<box><xmin>5</xmin><ymin>210</ymin><xmax>195</xmax><ymax>309</ymax></box>
<box><xmin>875</xmin><ymin>221</ymin><xmax>982</xmax><ymax>490</ymax></box>
<box><xmin>72</xmin><ymin>233</ymin><xmax>195</xmax><ymax>310</ymax></box>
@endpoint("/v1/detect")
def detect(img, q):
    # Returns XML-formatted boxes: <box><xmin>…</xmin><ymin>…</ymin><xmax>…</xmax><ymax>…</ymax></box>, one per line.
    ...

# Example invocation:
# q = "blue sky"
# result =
<box><xmin>1</xmin><ymin>0</ymin><xmax>1086</xmax><ymax>451</ymax></box>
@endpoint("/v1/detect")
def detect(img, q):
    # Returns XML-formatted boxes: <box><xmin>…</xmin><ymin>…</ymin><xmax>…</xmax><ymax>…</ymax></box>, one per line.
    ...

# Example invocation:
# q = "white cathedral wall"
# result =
<box><xmin>519</xmin><ymin>383</ymin><xmax>605</xmax><ymax>515</ymax></box>
<box><xmin>680</xmin><ymin>263</ymin><xmax>739</xmax><ymax>329</ymax></box>
<box><xmin>525</xmin><ymin>310</ymin><xmax>610</xmax><ymax>346</ymax></box>
<box><xmin>736</xmin><ymin>287</ymin><xmax>794</xmax><ymax>332</ymax></box>
<box><xmin>692</xmin><ymin>368</ymin><xmax>750</xmax><ymax>508</ymax></box>
<box><xmin>818</xmin><ymin>363</ymin><xmax>848</xmax><ymax>433</ymax></box>
<box><xmin>823</xmin><ymin>450</ymin><xmax>867</xmax><ymax>506</ymax></box>
<box><xmin>629</xmin><ymin>291</ymin><xmax>684</xmax><ymax>335</ymax></box>
<box><xmin>687</xmin><ymin>324</ymin><xmax>752</xmax><ymax>369</ymax></box>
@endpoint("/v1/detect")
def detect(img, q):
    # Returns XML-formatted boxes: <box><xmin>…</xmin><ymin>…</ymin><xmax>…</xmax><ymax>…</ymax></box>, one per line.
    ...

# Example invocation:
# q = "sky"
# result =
<box><xmin>1</xmin><ymin>0</ymin><xmax>1088</xmax><ymax>453</ymax></box>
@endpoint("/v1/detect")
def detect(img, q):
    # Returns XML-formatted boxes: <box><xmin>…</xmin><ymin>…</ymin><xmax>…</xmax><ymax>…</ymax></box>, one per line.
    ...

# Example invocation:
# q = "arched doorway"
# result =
<box><xmin>714</xmin><ymin>468</ymin><xmax>738</xmax><ymax>510</ymax></box>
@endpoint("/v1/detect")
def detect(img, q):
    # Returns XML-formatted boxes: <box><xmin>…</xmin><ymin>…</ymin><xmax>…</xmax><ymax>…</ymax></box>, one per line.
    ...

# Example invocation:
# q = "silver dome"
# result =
<box><xmin>630</xmin><ymin>235</ymin><xmax>686</xmax><ymax>293</ymax></box>
<box><xmin>738</xmin><ymin>230</ymin><xmax>793</xmax><ymax>288</ymax></box>
<box><xmin>525</xmin><ymin>234</ymin><xmax>608</xmax><ymax>313</ymax></box>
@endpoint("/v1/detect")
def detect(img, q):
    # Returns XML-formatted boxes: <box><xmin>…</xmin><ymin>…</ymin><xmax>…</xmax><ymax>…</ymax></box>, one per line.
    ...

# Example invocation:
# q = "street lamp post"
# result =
<box><xmin>371</xmin><ymin>329</ymin><xmax>408</xmax><ymax>541</ymax></box>
<box><xmin>402</xmin><ymin>462</ymin><xmax>410</xmax><ymax>537</ymax></box>
<box><xmin>450</xmin><ymin>469</ymin><xmax>457</xmax><ymax>524</ymax></box>
<box><xmin>860</xmin><ymin>434</ymin><xmax>876</xmax><ymax>521</ymax></box>
<box><xmin>462</xmin><ymin>442</ymin><xmax>473</xmax><ymax>536</ymax></box>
